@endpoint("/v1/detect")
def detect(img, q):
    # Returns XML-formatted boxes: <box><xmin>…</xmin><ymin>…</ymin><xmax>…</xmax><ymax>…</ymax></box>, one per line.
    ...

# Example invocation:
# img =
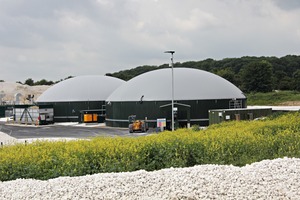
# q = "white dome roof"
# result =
<box><xmin>37</xmin><ymin>75</ymin><xmax>125</xmax><ymax>102</ymax></box>
<box><xmin>106</xmin><ymin>68</ymin><xmax>246</xmax><ymax>102</ymax></box>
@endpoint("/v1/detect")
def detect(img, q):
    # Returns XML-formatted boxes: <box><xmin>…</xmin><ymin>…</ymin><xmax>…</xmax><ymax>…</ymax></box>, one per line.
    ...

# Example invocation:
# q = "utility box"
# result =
<box><xmin>84</xmin><ymin>114</ymin><xmax>93</xmax><ymax>122</ymax></box>
<box><xmin>93</xmin><ymin>113</ymin><xmax>98</xmax><ymax>122</ymax></box>
<box><xmin>209</xmin><ymin>108</ymin><xmax>272</xmax><ymax>125</ymax></box>
<box><xmin>82</xmin><ymin>112</ymin><xmax>100</xmax><ymax>123</ymax></box>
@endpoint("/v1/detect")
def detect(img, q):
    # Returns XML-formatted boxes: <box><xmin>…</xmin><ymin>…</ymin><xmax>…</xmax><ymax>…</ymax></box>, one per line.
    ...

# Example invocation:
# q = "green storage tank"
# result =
<box><xmin>37</xmin><ymin>75</ymin><xmax>125</xmax><ymax>123</ymax></box>
<box><xmin>106</xmin><ymin>68</ymin><xmax>247</xmax><ymax>128</ymax></box>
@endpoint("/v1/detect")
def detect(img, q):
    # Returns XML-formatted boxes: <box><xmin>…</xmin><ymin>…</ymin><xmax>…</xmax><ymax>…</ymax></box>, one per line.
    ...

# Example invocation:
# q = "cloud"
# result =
<box><xmin>272</xmin><ymin>0</ymin><xmax>300</xmax><ymax>10</ymax></box>
<box><xmin>0</xmin><ymin>0</ymin><xmax>300</xmax><ymax>82</ymax></box>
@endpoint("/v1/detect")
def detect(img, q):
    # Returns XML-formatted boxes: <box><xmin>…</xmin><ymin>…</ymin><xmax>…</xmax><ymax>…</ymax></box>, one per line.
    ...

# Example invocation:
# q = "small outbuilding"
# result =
<box><xmin>105</xmin><ymin>68</ymin><xmax>247</xmax><ymax>128</ymax></box>
<box><xmin>37</xmin><ymin>75</ymin><xmax>125</xmax><ymax>123</ymax></box>
<box><xmin>209</xmin><ymin>108</ymin><xmax>272</xmax><ymax>125</ymax></box>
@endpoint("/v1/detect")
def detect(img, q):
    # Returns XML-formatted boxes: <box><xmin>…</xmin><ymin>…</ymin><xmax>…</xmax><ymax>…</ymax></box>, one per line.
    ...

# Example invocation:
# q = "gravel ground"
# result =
<box><xmin>0</xmin><ymin>157</ymin><xmax>299</xmax><ymax>200</ymax></box>
<box><xmin>0</xmin><ymin>130</ymin><xmax>16</xmax><ymax>145</ymax></box>
<box><xmin>0</xmin><ymin>130</ymin><xmax>78</xmax><ymax>145</ymax></box>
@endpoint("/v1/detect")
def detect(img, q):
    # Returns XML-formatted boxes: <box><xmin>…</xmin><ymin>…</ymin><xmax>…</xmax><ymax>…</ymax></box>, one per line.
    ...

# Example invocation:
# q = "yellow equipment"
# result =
<box><xmin>128</xmin><ymin>115</ymin><xmax>148</xmax><ymax>133</ymax></box>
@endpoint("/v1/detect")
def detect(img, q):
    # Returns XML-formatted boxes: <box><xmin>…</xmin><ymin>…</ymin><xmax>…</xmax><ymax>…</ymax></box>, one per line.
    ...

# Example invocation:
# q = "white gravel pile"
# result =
<box><xmin>0</xmin><ymin>130</ymin><xmax>16</xmax><ymax>145</ymax></box>
<box><xmin>0</xmin><ymin>82</ymin><xmax>49</xmax><ymax>103</ymax></box>
<box><xmin>0</xmin><ymin>157</ymin><xmax>299</xmax><ymax>199</ymax></box>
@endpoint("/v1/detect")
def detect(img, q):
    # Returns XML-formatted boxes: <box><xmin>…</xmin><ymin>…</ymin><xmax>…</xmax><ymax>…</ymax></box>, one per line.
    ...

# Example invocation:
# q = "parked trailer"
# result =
<box><xmin>38</xmin><ymin>108</ymin><xmax>54</xmax><ymax>125</ymax></box>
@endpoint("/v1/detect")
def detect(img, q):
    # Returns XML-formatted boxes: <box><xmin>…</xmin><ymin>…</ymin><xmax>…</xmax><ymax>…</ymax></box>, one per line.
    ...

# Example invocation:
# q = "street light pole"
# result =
<box><xmin>164</xmin><ymin>50</ymin><xmax>175</xmax><ymax>131</ymax></box>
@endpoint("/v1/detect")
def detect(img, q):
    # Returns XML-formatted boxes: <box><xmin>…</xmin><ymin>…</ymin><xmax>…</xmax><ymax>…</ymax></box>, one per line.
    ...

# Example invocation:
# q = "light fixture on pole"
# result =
<box><xmin>164</xmin><ymin>50</ymin><xmax>175</xmax><ymax>131</ymax></box>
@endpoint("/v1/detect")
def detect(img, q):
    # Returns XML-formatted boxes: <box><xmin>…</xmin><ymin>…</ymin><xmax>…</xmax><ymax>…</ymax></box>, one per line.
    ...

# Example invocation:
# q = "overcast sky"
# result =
<box><xmin>1</xmin><ymin>0</ymin><xmax>300</xmax><ymax>82</ymax></box>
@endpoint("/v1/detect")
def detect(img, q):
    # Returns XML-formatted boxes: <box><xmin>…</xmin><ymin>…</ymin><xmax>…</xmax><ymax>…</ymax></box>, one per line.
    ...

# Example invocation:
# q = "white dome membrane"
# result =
<box><xmin>37</xmin><ymin>75</ymin><xmax>125</xmax><ymax>102</ymax></box>
<box><xmin>106</xmin><ymin>68</ymin><xmax>246</xmax><ymax>102</ymax></box>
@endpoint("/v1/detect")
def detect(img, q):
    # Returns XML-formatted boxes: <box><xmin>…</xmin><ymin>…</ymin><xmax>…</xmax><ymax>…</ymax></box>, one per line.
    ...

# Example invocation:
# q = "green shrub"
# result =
<box><xmin>0</xmin><ymin>112</ymin><xmax>299</xmax><ymax>181</ymax></box>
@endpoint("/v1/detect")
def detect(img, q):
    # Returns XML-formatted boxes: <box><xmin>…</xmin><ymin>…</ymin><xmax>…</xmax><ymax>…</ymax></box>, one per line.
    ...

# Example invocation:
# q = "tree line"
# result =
<box><xmin>16</xmin><ymin>76</ymin><xmax>74</xmax><ymax>86</ymax></box>
<box><xmin>106</xmin><ymin>55</ymin><xmax>300</xmax><ymax>92</ymax></box>
<box><xmin>9</xmin><ymin>55</ymin><xmax>300</xmax><ymax>93</ymax></box>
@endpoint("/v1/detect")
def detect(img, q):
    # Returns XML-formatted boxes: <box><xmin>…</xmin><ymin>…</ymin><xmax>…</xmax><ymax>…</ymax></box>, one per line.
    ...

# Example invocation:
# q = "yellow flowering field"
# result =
<box><xmin>0</xmin><ymin>112</ymin><xmax>299</xmax><ymax>181</ymax></box>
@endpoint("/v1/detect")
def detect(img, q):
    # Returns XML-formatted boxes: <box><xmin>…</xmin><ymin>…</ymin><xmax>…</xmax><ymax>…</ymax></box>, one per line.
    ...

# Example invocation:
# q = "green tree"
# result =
<box><xmin>293</xmin><ymin>69</ymin><xmax>300</xmax><ymax>91</ymax></box>
<box><xmin>35</xmin><ymin>79</ymin><xmax>54</xmax><ymax>85</ymax></box>
<box><xmin>278</xmin><ymin>76</ymin><xmax>293</xmax><ymax>90</ymax></box>
<box><xmin>105</xmin><ymin>55</ymin><xmax>300</xmax><ymax>91</ymax></box>
<box><xmin>273</xmin><ymin>71</ymin><xmax>288</xmax><ymax>90</ymax></box>
<box><xmin>64</xmin><ymin>76</ymin><xmax>74</xmax><ymax>80</ymax></box>
<box><xmin>241</xmin><ymin>60</ymin><xmax>273</xmax><ymax>92</ymax></box>
<box><xmin>24</xmin><ymin>78</ymin><xmax>34</xmax><ymax>86</ymax></box>
<box><xmin>215</xmin><ymin>68</ymin><xmax>240</xmax><ymax>87</ymax></box>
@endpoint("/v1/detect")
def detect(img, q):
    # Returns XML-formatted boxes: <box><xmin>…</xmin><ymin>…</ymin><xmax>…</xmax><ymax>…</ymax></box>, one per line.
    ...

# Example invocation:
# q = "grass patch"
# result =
<box><xmin>246</xmin><ymin>90</ymin><xmax>300</xmax><ymax>105</ymax></box>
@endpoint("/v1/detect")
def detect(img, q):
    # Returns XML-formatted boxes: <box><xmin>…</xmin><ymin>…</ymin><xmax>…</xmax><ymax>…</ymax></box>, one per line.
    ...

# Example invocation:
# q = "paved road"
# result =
<box><xmin>0</xmin><ymin>122</ymin><xmax>154</xmax><ymax>139</ymax></box>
